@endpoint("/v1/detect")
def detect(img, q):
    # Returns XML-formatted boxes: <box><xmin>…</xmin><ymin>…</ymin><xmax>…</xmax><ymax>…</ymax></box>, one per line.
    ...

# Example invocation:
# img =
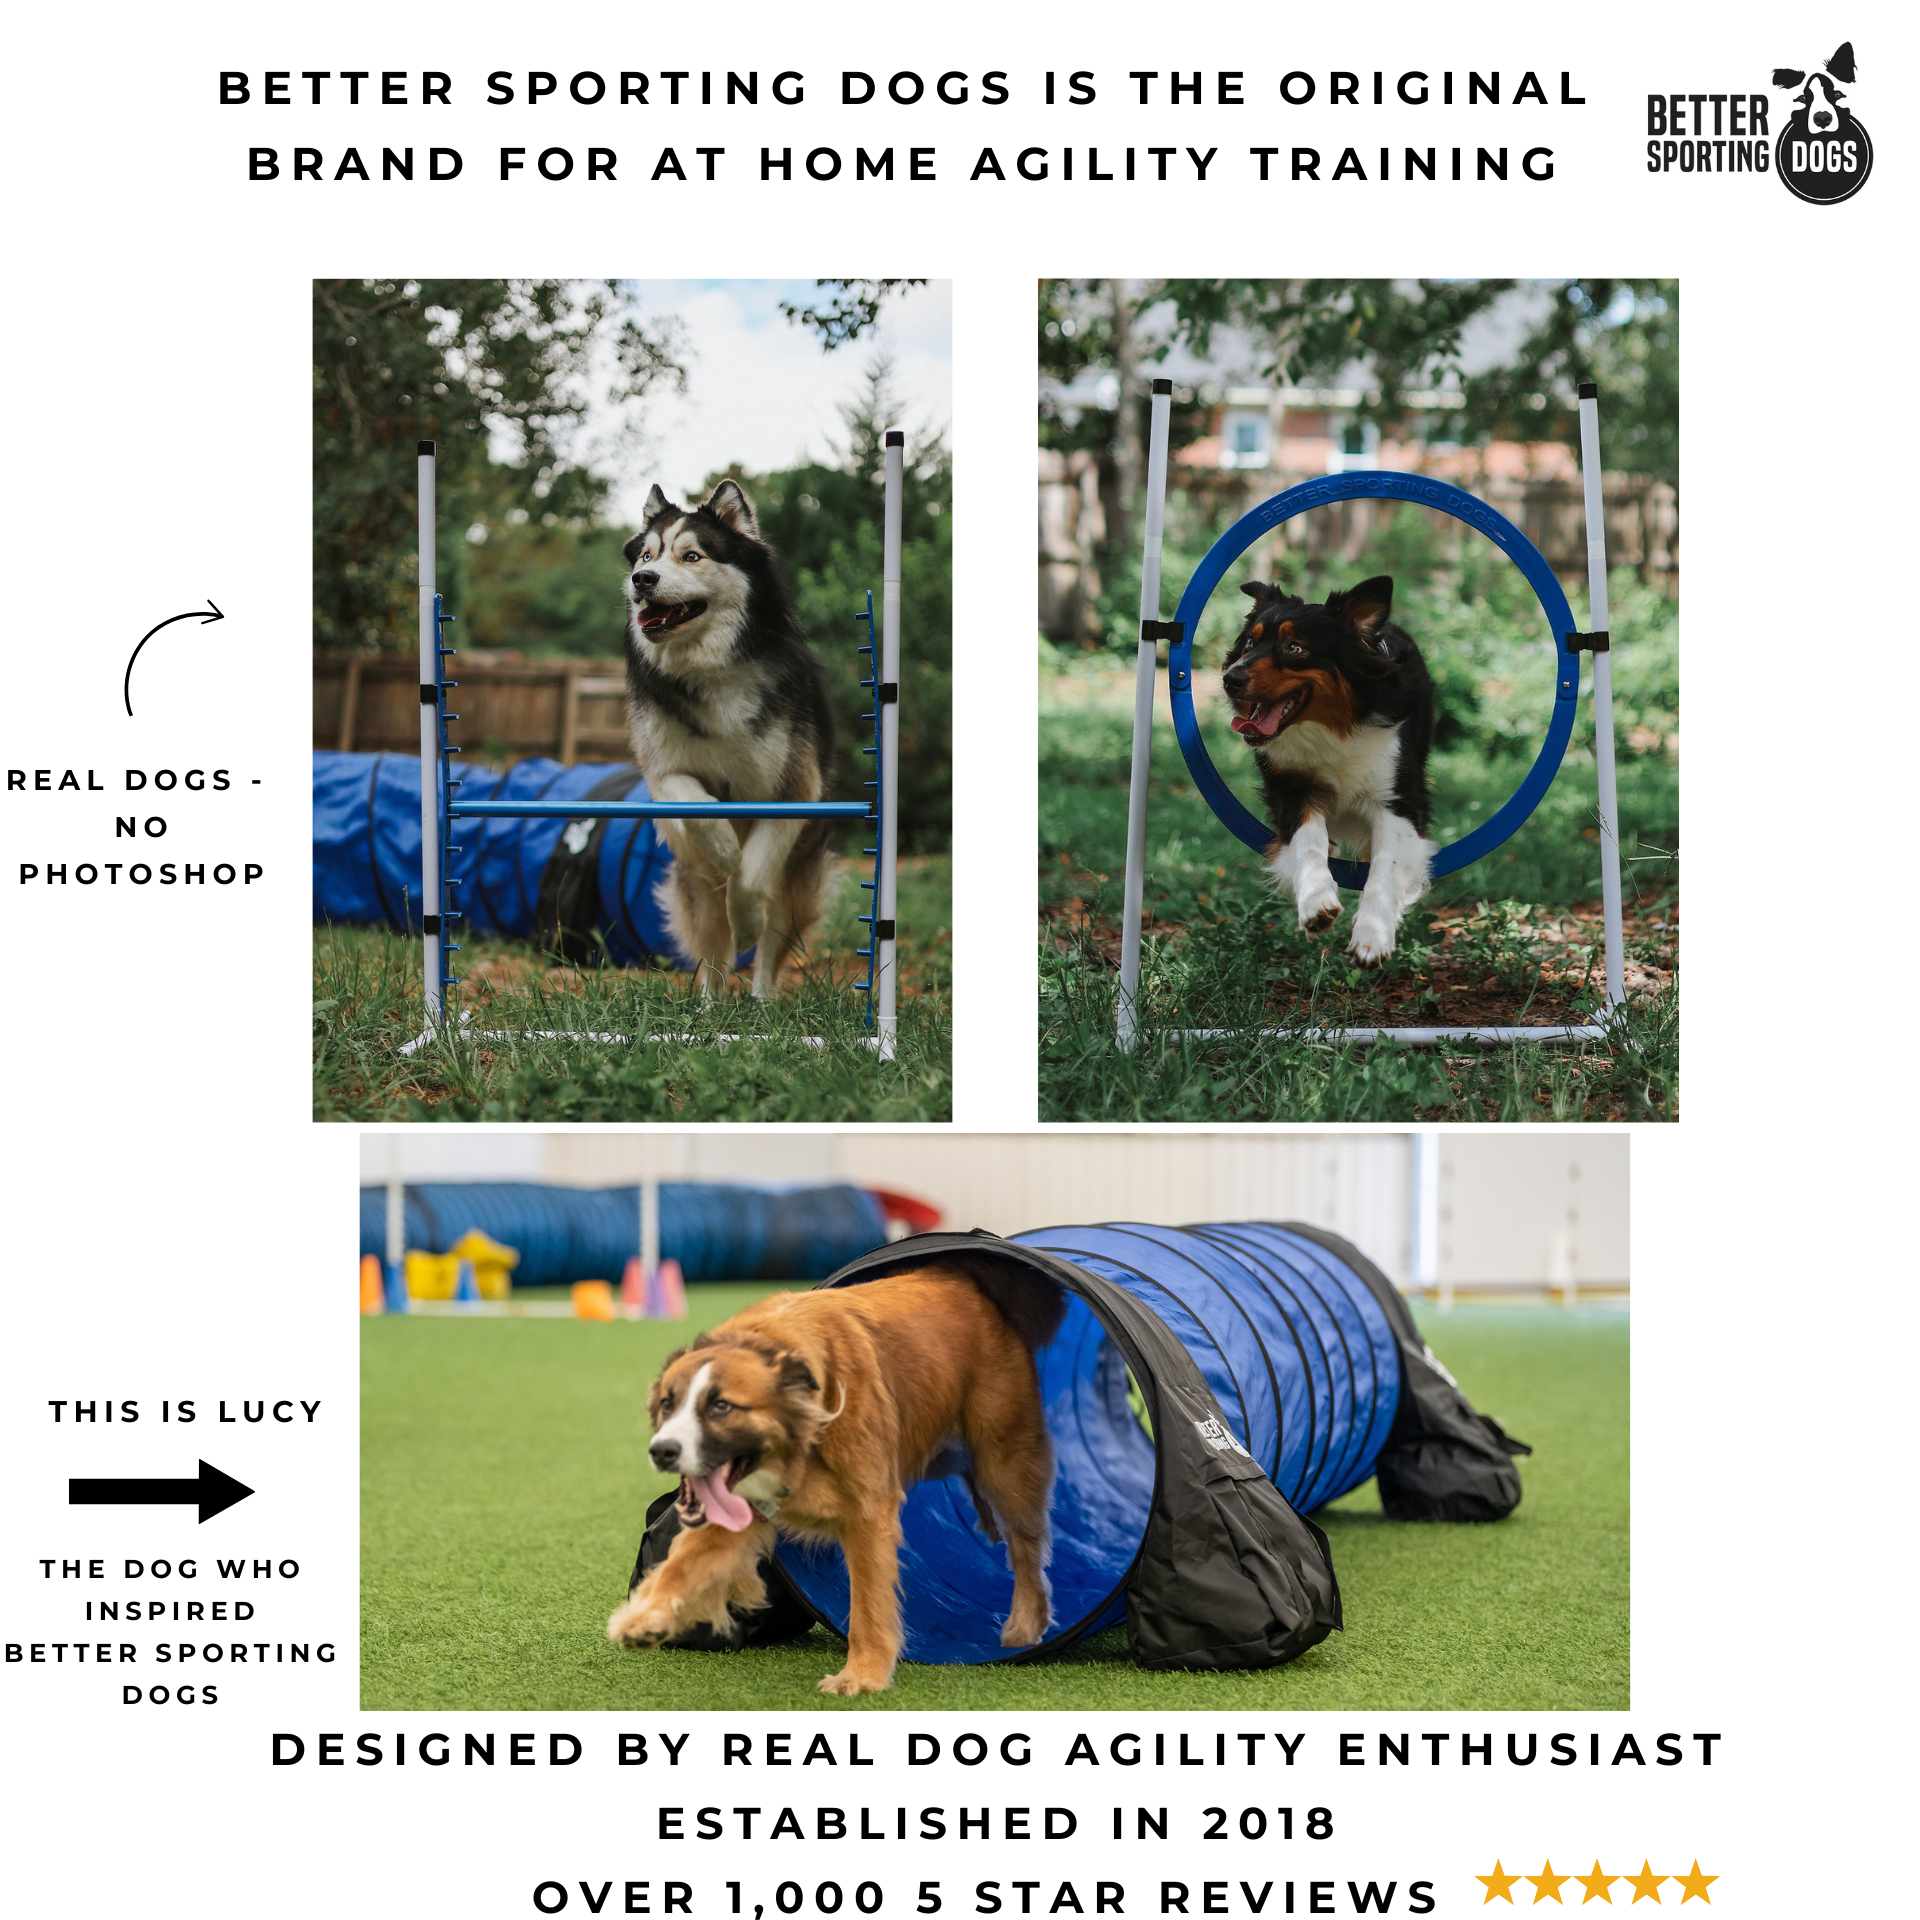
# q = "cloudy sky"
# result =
<box><xmin>599</xmin><ymin>279</ymin><xmax>951</xmax><ymax>524</ymax></box>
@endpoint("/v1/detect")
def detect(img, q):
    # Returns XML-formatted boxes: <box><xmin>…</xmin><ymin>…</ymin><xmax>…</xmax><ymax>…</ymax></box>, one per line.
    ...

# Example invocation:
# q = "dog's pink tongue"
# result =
<box><xmin>1231</xmin><ymin>704</ymin><xmax>1287</xmax><ymax>739</ymax></box>
<box><xmin>691</xmin><ymin>1472</ymin><xmax>754</xmax><ymax>1531</ymax></box>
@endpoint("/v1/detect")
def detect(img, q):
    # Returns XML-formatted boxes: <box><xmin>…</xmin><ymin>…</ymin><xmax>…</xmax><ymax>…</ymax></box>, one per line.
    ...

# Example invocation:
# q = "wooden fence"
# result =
<box><xmin>315</xmin><ymin>652</ymin><xmax>633</xmax><ymax>764</ymax></box>
<box><xmin>1039</xmin><ymin>451</ymin><xmax>1679</xmax><ymax>645</ymax></box>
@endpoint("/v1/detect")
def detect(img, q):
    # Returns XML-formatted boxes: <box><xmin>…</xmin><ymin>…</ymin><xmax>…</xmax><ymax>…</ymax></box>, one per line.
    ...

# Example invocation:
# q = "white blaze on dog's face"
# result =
<box><xmin>646</xmin><ymin>1336</ymin><xmax>829</xmax><ymax>1530</ymax></box>
<box><xmin>1799</xmin><ymin>72</ymin><xmax>1847</xmax><ymax>130</ymax></box>
<box><xmin>623</xmin><ymin>482</ymin><xmax>758</xmax><ymax>675</ymax></box>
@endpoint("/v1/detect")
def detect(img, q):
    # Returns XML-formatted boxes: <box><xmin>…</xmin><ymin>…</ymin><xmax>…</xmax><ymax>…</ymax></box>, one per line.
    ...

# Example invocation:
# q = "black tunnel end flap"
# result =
<box><xmin>628</xmin><ymin>1490</ymin><xmax>818</xmax><ymax>1652</ymax></box>
<box><xmin>1277</xmin><ymin>1221</ymin><xmax>1529</xmax><ymax>1524</ymax></box>
<box><xmin>1128</xmin><ymin>1372</ymin><xmax>1342</xmax><ymax>1671</ymax></box>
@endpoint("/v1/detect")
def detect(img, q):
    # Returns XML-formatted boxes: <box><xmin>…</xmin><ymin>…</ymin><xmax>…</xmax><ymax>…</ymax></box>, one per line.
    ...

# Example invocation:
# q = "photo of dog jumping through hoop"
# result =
<box><xmin>1224</xmin><ymin>575</ymin><xmax>1437</xmax><ymax>966</ymax></box>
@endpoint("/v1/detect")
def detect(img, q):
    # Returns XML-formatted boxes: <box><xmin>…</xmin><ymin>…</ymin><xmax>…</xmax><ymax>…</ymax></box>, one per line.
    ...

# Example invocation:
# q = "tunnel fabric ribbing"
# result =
<box><xmin>633</xmin><ymin>1224</ymin><xmax>1526</xmax><ymax>1672</ymax></box>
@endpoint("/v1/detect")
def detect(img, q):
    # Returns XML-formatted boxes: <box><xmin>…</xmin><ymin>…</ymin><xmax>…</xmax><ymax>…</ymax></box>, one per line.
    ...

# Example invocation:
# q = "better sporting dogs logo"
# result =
<box><xmin>1643</xmin><ymin>39</ymin><xmax>1872</xmax><ymax>203</ymax></box>
<box><xmin>1771</xmin><ymin>42</ymin><xmax>1872</xmax><ymax>203</ymax></box>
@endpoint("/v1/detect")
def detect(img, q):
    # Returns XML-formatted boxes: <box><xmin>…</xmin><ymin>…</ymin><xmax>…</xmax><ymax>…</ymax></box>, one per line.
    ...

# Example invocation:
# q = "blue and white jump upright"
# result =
<box><xmin>408</xmin><ymin>435</ymin><xmax>905</xmax><ymax>1059</ymax></box>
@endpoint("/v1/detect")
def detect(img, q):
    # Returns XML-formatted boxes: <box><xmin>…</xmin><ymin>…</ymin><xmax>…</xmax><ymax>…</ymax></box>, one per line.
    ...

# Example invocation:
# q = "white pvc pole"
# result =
<box><xmin>385</xmin><ymin>1175</ymin><xmax>405</xmax><ymax>1269</ymax></box>
<box><xmin>1576</xmin><ymin>386</ymin><xmax>1627</xmax><ymax>1011</ymax></box>
<box><xmin>416</xmin><ymin>441</ymin><xmax>442</xmax><ymax>1025</ymax></box>
<box><xmin>640</xmin><ymin>1178</ymin><xmax>660</xmax><ymax>1277</ymax></box>
<box><xmin>877</xmin><ymin>432</ymin><xmax>903</xmax><ymax>1063</ymax></box>
<box><xmin>1115</xmin><ymin>378</ymin><xmax>1173</xmax><ymax>1051</ymax></box>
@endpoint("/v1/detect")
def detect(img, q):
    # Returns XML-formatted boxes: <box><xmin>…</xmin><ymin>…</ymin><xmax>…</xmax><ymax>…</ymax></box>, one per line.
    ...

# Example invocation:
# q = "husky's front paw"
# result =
<box><xmin>1347</xmin><ymin>908</ymin><xmax>1398</xmax><ymax>968</ymax></box>
<box><xmin>1296</xmin><ymin>880</ymin><xmax>1343</xmax><ymax>934</ymax></box>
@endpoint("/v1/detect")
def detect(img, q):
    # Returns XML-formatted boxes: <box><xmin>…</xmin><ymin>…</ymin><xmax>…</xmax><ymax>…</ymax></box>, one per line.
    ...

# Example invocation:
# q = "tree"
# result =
<box><xmin>778</xmin><ymin>279</ymin><xmax>929</xmax><ymax>350</ymax></box>
<box><xmin>1051</xmin><ymin>277</ymin><xmax>1678</xmax><ymax>483</ymax></box>
<box><xmin>312</xmin><ymin>279</ymin><xmax>684</xmax><ymax>650</ymax></box>
<box><xmin>1145</xmin><ymin>278</ymin><xmax>1677</xmax><ymax>481</ymax></box>
<box><xmin>1039</xmin><ymin>277</ymin><xmax>1678</xmax><ymax>644</ymax></box>
<box><xmin>745</xmin><ymin>358</ymin><xmax>953</xmax><ymax>851</ymax></box>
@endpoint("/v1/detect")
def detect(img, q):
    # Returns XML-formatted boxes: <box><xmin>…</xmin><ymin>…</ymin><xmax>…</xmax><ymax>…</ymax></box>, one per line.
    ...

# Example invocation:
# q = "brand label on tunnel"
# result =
<box><xmin>1193</xmin><ymin>1416</ymin><xmax>1251</xmax><ymax>1458</ymax></box>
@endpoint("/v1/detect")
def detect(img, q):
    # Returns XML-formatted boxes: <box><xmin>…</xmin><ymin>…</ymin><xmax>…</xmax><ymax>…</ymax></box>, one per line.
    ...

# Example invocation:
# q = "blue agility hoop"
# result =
<box><xmin>1166</xmin><ymin>472</ymin><xmax>1581</xmax><ymax>890</ymax></box>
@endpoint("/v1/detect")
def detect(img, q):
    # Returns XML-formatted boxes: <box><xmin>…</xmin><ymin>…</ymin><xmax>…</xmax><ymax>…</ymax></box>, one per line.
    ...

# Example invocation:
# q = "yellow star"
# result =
<box><xmin>1527</xmin><ymin>1862</ymin><xmax>1571</xmax><ymax>1904</ymax></box>
<box><xmin>1576</xmin><ymin>1862</ymin><xmax>1618</xmax><ymax>1904</ymax></box>
<box><xmin>1479</xmin><ymin>1862</ymin><xmax>1522</xmax><ymax>1903</ymax></box>
<box><xmin>1671</xmin><ymin>1863</ymin><xmax>1716</xmax><ymax>1904</ymax></box>
<box><xmin>1624</xmin><ymin>1862</ymin><xmax>1667</xmax><ymax>1904</ymax></box>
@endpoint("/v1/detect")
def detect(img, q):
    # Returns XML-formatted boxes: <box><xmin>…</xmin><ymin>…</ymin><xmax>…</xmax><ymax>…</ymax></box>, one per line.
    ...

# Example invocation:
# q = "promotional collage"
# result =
<box><xmin>3</xmin><ymin>7</ymin><xmax>1905</xmax><ymax>1919</ymax></box>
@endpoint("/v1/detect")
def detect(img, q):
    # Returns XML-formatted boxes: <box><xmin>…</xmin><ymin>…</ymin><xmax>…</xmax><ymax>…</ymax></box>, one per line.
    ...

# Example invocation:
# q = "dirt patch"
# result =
<box><xmin>1044</xmin><ymin>894</ymin><xmax>1676</xmax><ymax>1029</ymax></box>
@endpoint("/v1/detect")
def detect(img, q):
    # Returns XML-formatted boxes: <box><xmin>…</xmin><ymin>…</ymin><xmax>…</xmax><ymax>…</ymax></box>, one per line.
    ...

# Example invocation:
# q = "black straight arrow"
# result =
<box><xmin>124</xmin><ymin>600</ymin><xmax>225</xmax><ymax>716</ymax></box>
<box><xmin>68</xmin><ymin>1459</ymin><xmax>254</xmax><ymax>1523</ymax></box>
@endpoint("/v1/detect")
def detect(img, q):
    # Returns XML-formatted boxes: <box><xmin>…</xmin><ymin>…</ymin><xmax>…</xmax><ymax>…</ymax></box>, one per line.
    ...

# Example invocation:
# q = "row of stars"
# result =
<box><xmin>1478</xmin><ymin>1861</ymin><xmax>1717</xmax><ymax>1905</ymax></box>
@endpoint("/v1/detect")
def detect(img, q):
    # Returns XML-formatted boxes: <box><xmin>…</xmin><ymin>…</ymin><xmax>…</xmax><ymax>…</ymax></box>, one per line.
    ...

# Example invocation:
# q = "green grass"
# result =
<box><xmin>1039</xmin><ymin>547</ymin><xmax>1679</xmax><ymax>1122</ymax></box>
<box><xmin>363</xmin><ymin>1291</ymin><xmax>1626</xmax><ymax>1712</ymax></box>
<box><xmin>315</xmin><ymin>856</ymin><xmax>950</xmax><ymax>1121</ymax></box>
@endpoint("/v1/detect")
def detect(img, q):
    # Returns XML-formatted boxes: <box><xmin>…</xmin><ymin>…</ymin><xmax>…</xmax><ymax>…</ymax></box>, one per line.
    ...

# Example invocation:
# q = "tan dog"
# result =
<box><xmin>607</xmin><ymin>1259</ymin><xmax>1065</xmax><ymax>1696</ymax></box>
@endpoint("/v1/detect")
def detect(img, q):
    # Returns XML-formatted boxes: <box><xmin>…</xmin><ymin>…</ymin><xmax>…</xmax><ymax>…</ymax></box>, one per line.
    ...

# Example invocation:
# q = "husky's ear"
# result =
<box><xmin>1771</xmin><ymin>67</ymin><xmax>1806</xmax><ymax>88</ymax></box>
<box><xmin>1825</xmin><ymin>42</ymin><xmax>1855</xmax><ymax>83</ymax></box>
<box><xmin>702</xmin><ymin>479</ymin><xmax>760</xmax><ymax>538</ymax></box>
<box><xmin>1240</xmin><ymin>579</ymin><xmax>1270</xmax><ymax>600</ymax></box>
<box><xmin>643</xmin><ymin>484</ymin><xmax>674</xmax><ymax>524</ymax></box>
<box><xmin>1333</xmin><ymin>576</ymin><xmax>1394</xmax><ymax>645</ymax></box>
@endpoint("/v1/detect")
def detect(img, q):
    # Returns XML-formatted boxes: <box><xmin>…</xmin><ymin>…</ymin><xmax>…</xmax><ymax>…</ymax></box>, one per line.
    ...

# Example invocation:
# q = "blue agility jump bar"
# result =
<box><xmin>449</xmin><ymin>799</ymin><xmax>871</xmax><ymax>821</ymax></box>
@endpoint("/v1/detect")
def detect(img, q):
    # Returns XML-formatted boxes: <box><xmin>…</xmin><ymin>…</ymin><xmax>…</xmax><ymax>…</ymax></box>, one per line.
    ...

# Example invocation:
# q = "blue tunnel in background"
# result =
<box><xmin>359</xmin><ymin>1181</ymin><xmax>891</xmax><ymax>1288</ymax></box>
<box><xmin>313</xmin><ymin>750</ymin><xmax>680</xmax><ymax>966</ymax></box>
<box><xmin>776</xmin><ymin>1222</ymin><xmax>1402</xmax><ymax>1665</ymax></box>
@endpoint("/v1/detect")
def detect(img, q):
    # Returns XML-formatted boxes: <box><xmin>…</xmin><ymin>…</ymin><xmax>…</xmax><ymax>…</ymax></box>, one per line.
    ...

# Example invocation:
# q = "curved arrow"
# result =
<box><xmin>69</xmin><ymin>1459</ymin><xmax>254</xmax><ymax>1524</ymax></box>
<box><xmin>124</xmin><ymin>601</ymin><xmax>225</xmax><ymax>716</ymax></box>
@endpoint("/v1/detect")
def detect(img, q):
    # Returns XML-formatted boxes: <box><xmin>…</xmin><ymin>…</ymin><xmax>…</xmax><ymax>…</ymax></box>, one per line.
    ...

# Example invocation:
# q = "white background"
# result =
<box><xmin>2</xmin><ymin>1</ymin><xmax>1912</xmax><ymax>1913</ymax></box>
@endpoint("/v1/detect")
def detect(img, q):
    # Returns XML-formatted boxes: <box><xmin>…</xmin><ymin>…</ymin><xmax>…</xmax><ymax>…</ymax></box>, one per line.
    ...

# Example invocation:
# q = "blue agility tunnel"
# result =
<box><xmin>313</xmin><ymin>750</ymin><xmax>679</xmax><ymax>965</ymax></box>
<box><xmin>358</xmin><ymin>1181</ymin><xmax>891</xmax><ymax>1289</ymax></box>
<box><xmin>742</xmin><ymin>1224</ymin><xmax>1528</xmax><ymax>1673</ymax></box>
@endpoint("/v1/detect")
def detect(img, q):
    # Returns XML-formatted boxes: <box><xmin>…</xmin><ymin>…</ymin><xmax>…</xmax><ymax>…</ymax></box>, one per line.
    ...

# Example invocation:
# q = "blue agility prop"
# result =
<box><xmin>1113</xmin><ymin>380</ymin><xmax>1628</xmax><ymax>1048</ymax></box>
<box><xmin>357</xmin><ymin>1179</ymin><xmax>891</xmax><ymax>1289</ymax></box>
<box><xmin>767</xmin><ymin>1222</ymin><xmax>1523</xmax><ymax>1671</ymax></box>
<box><xmin>1165</xmin><ymin>473</ymin><xmax>1581</xmax><ymax>891</ymax></box>
<box><xmin>409</xmin><ymin>435</ymin><xmax>907</xmax><ymax>1057</ymax></box>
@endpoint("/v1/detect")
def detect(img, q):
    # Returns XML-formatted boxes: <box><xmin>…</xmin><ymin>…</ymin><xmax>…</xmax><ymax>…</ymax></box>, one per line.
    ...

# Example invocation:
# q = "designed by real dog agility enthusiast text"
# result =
<box><xmin>607</xmin><ymin>1258</ymin><xmax>1068</xmax><ymax>1695</ymax></box>
<box><xmin>623</xmin><ymin>480</ymin><xmax>836</xmax><ymax>996</ymax></box>
<box><xmin>1224</xmin><ymin>575</ymin><xmax>1436</xmax><ymax>964</ymax></box>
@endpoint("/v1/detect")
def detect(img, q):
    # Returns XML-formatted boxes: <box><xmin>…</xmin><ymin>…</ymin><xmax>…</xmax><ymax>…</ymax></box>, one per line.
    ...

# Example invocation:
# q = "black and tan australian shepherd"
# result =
<box><xmin>606</xmin><ymin>1258</ymin><xmax>1067</xmax><ymax>1695</ymax></box>
<box><xmin>623</xmin><ymin>481</ymin><xmax>835</xmax><ymax>997</ymax></box>
<box><xmin>1224</xmin><ymin>574</ymin><xmax>1436</xmax><ymax>965</ymax></box>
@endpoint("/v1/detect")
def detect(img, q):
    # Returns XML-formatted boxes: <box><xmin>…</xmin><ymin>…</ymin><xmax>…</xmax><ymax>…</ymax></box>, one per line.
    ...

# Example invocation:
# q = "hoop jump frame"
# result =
<box><xmin>405</xmin><ymin>434</ymin><xmax>905</xmax><ymax>1061</ymax></box>
<box><xmin>1115</xmin><ymin>379</ymin><xmax>1626</xmax><ymax>1051</ymax></box>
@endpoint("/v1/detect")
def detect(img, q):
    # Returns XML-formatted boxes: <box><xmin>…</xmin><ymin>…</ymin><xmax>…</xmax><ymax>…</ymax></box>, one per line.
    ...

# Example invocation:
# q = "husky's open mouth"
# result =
<box><xmin>674</xmin><ymin>1456</ymin><xmax>757</xmax><ymax>1532</ymax></box>
<box><xmin>637</xmin><ymin>598</ymin><xmax>707</xmax><ymax>639</ymax></box>
<box><xmin>1230</xmin><ymin>685</ymin><xmax>1310</xmax><ymax>741</ymax></box>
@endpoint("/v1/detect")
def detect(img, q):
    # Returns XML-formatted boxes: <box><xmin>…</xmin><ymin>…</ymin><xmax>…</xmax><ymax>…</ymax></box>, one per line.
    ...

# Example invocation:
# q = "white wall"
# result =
<box><xmin>359</xmin><ymin>1132</ymin><xmax>1417</xmax><ymax>1285</ymax></box>
<box><xmin>1436</xmin><ymin>1134</ymin><xmax>1630</xmax><ymax>1286</ymax></box>
<box><xmin>357</xmin><ymin>1132</ymin><xmax>1630</xmax><ymax>1292</ymax></box>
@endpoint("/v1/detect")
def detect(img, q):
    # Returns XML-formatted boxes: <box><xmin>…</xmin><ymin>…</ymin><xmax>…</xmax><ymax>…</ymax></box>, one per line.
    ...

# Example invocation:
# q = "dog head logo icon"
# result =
<box><xmin>1772</xmin><ymin>42</ymin><xmax>1873</xmax><ymax>202</ymax></box>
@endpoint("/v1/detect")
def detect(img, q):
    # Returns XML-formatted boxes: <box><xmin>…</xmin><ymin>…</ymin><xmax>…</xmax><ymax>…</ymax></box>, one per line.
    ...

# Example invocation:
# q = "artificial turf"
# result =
<box><xmin>361</xmin><ymin>1289</ymin><xmax>1627</xmax><ymax>1712</ymax></box>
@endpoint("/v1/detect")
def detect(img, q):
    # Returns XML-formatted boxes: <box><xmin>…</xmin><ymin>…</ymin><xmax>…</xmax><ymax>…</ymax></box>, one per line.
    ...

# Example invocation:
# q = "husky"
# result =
<box><xmin>1223</xmin><ymin>575</ymin><xmax>1436</xmax><ymax>966</ymax></box>
<box><xmin>622</xmin><ymin>480</ymin><xmax>836</xmax><ymax>997</ymax></box>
